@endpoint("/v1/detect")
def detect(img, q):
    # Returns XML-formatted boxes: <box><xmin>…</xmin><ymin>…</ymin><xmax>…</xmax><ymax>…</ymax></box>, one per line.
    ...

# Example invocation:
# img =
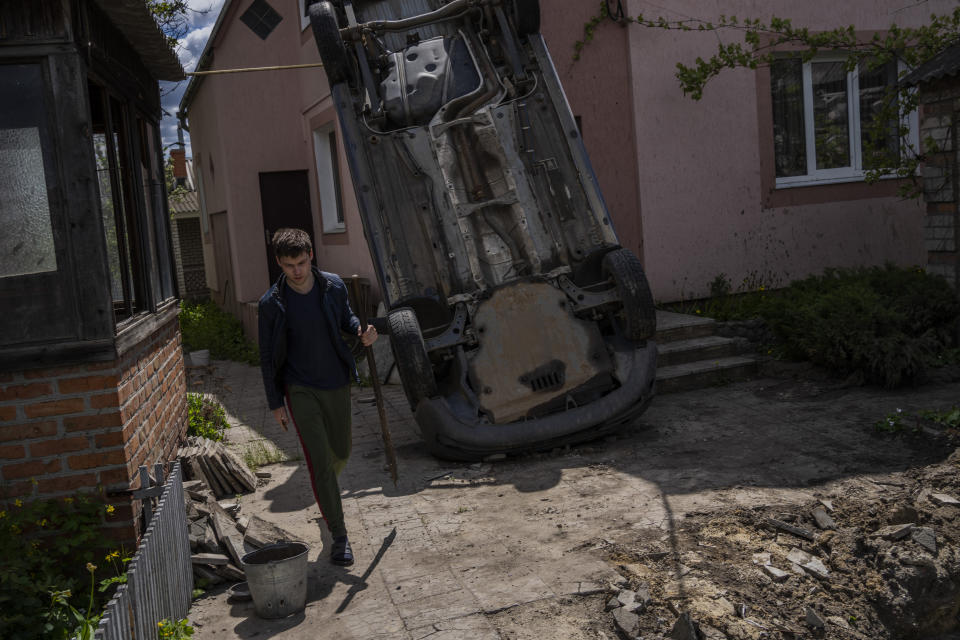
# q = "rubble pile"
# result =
<box><xmin>177</xmin><ymin>436</ymin><xmax>258</xmax><ymax>498</ymax></box>
<box><xmin>183</xmin><ymin>477</ymin><xmax>304</xmax><ymax>587</ymax></box>
<box><xmin>603</xmin><ymin>449</ymin><xmax>960</xmax><ymax>639</ymax></box>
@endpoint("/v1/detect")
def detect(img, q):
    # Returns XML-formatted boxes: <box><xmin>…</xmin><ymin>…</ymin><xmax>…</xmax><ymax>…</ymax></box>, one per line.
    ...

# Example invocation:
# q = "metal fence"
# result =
<box><xmin>93</xmin><ymin>461</ymin><xmax>193</xmax><ymax>640</ymax></box>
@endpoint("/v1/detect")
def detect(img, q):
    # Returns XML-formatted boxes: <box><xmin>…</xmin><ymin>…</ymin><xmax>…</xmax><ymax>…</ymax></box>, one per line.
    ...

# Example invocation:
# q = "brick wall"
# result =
<box><xmin>0</xmin><ymin>312</ymin><xmax>188</xmax><ymax>544</ymax></box>
<box><xmin>177</xmin><ymin>217</ymin><xmax>207</xmax><ymax>297</ymax></box>
<box><xmin>919</xmin><ymin>80</ymin><xmax>960</xmax><ymax>289</ymax></box>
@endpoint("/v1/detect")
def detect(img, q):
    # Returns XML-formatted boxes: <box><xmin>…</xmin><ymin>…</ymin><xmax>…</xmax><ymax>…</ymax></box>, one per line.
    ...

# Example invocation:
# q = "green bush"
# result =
<box><xmin>669</xmin><ymin>265</ymin><xmax>960</xmax><ymax>388</ymax></box>
<box><xmin>178</xmin><ymin>300</ymin><xmax>258</xmax><ymax>366</ymax></box>
<box><xmin>187</xmin><ymin>393</ymin><xmax>229</xmax><ymax>441</ymax></box>
<box><xmin>0</xmin><ymin>493</ymin><xmax>119</xmax><ymax>640</ymax></box>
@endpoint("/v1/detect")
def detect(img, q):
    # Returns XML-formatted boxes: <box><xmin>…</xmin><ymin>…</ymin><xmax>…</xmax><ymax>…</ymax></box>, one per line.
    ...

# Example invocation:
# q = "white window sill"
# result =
<box><xmin>322</xmin><ymin>225</ymin><xmax>346</xmax><ymax>234</ymax></box>
<box><xmin>775</xmin><ymin>171</ymin><xmax>901</xmax><ymax>190</ymax></box>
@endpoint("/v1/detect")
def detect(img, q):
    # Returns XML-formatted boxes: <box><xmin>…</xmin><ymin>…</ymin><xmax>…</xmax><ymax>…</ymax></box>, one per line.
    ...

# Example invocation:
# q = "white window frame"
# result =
<box><xmin>298</xmin><ymin>0</ymin><xmax>310</xmax><ymax>31</ymax></box>
<box><xmin>775</xmin><ymin>56</ymin><xmax>918</xmax><ymax>189</ymax></box>
<box><xmin>313</xmin><ymin>123</ymin><xmax>345</xmax><ymax>233</ymax></box>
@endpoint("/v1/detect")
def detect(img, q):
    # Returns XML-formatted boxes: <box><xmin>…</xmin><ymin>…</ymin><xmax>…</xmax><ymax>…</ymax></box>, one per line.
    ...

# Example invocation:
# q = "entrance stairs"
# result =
<box><xmin>654</xmin><ymin>310</ymin><xmax>759</xmax><ymax>393</ymax></box>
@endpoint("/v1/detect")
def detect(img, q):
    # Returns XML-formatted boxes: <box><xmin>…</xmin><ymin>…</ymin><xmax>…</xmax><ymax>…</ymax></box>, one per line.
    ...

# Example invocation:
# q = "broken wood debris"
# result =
<box><xmin>765</xmin><ymin>517</ymin><xmax>816</xmax><ymax>541</ymax></box>
<box><xmin>183</xmin><ymin>477</ymin><xmax>305</xmax><ymax>587</ymax></box>
<box><xmin>177</xmin><ymin>436</ymin><xmax>258</xmax><ymax>498</ymax></box>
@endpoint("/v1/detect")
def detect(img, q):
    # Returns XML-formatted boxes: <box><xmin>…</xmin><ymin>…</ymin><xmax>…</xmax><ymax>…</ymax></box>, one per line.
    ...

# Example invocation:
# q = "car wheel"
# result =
<box><xmin>601</xmin><ymin>248</ymin><xmax>656</xmax><ymax>341</ymax></box>
<box><xmin>309</xmin><ymin>1</ymin><xmax>351</xmax><ymax>86</ymax></box>
<box><xmin>388</xmin><ymin>308</ymin><xmax>438</xmax><ymax>409</ymax></box>
<box><xmin>512</xmin><ymin>0</ymin><xmax>540</xmax><ymax>36</ymax></box>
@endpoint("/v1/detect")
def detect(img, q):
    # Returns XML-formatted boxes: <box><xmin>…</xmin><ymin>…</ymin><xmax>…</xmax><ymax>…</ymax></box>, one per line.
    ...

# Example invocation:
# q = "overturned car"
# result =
<box><xmin>309</xmin><ymin>0</ymin><xmax>657</xmax><ymax>459</ymax></box>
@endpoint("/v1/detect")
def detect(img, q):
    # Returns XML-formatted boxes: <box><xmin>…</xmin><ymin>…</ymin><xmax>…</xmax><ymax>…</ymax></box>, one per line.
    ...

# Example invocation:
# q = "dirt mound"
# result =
<box><xmin>603</xmin><ymin>450</ymin><xmax>960</xmax><ymax>639</ymax></box>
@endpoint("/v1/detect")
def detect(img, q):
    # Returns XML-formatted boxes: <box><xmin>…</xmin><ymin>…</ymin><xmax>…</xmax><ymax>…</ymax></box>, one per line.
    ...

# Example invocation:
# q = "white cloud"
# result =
<box><xmin>159</xmin><ymin>0</ymin><xmax>224</xmax><ymax>156</ymax></box>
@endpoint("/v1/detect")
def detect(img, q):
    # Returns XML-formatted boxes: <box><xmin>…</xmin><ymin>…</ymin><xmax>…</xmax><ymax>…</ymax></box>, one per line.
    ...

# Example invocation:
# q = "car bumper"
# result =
<box><xmin>415</xmin><ymin>342</ymin><xmax>658</xmax><ymax>459</ymax></box>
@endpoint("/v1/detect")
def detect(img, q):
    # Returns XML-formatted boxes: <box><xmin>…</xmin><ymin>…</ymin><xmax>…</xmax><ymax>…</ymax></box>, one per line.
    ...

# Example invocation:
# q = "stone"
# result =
<box><xmin>635</xmin><ymin>583</ymin><xmax>652</xmax><ymax>611</ymax></box>
<box><xmin>605</xmin><ymin>596</ymin><xmax>621</xmax><ymax>611</ymax></box>
<box><xmin>700</xmin><ymin>624</ymin><xmax>727</xmax><ymax>640</ymax></box>
<box><xmin>911</xmin><ymin>527</ymin><xmax>937</xmax><ymax>554</ymax></box>
<box><xmin>751</xmin><ymin>552</ymin><xmax>771</xmax><ymax>565</ymax></box>
<box><xmin>819</xmin><ymin>499</ymin><xmax>834</xmax><ymax>512</ymax></box>
<box><xmin>762</xmin><ymin>564</ymin><xmax>790</xmax><ymax>583</ymax></box>
<box><xmin>617</xmin><ymin>589</ymin><xmax>636</xmax><ymax>608</ymax></box>
<box><xmin>826</xmin><ymin>616</ymin><xmax>851</xmax><ymax>630</ymax></box>
<box><xmin>218</xmin><ymin>502</ymin><xmax>241</xmax><ymax>517</ymax></box>
<box><xmin>255</xmin><ymin>471</ymin><xmax>272</xmax><ymax>479</ymax></box>
<box><xmin>215</xmin><ymin>563</ymin><xmax>245</xmax><ymax>581</ymax></box>
<box><xmin>191</xmin><ymin>553</ymin><xmax>229</xmax><ymax>565</ymax></box>
<box><xmin>244</xmin><ymin>515</ymin><xmax>303</xmax><ymax>549</ymax></box>
<box><xmin>207</xmin><ymin>499</ymin><xmax>246</xmax><ymax>566</ymax></box>
<box><xmin>669</xmin><ymin>612</ymin><xmax>700</xmax><ymax>640</ymax></box>
<box><xmin>786</xmin><ymin>548</ymin><xmax>829</xmax><ymax>579</ymax></box>
<box><xmin>805</xmin><ymin>607</ymin><xmax>825</xmax><ymax>629</ymax></box>
<box><xmin>236</xmin><ymin>516</ymin><xmax>250</xmax><ymax>533</ymax></box>
<box><xmin>875</xmin><ymin>523</ymin><xmax>915</xmax><ymax>540</ymax></box>
<box><xmin>930</xmin><ymin>493</ymin><xmax>960</xmax><ymax>507</ymax></box>
<box><xmin>766</xmin><ymin>517</ymin><xmax>815</xmax><ymax>541</ymax></box>
<box><xmin>612</xmin><ymin>608</ymin><xmax>640</xmax><ymax>637</ymax></box>
<box><xmin>193</xmin><ymin>565</ymin><xmax>224</xmax><ymax>585</ymax></box>
<box><xmin>810</xmin><ymin>506</ymin><xmax>836</xmax><ymax>530</ymax></box>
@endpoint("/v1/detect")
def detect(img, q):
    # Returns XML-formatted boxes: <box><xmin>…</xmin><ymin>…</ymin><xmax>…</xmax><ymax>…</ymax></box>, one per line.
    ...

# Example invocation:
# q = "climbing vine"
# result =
<box><xmin>573</xmin><ymin>2</ymin><xmax>960</xmax><ymax>197</ymax></box>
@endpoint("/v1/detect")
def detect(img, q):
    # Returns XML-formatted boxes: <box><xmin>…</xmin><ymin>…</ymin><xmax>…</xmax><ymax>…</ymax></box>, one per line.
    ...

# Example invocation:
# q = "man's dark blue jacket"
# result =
<box><xmin>258</xmin><ymin>267</ymin><xmax>361</xmax><ymax>410</ymax></box>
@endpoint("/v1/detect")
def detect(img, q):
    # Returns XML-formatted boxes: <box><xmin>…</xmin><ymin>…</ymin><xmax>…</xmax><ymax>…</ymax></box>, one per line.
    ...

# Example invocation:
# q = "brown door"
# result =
<box><xmin>259</xmin><ymin>170</ymin><xmax>315</xmax><ymax>284</ymax></box>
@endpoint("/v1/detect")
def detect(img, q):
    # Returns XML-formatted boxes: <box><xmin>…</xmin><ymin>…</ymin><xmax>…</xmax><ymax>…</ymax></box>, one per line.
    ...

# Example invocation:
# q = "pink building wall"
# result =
<box><xmin>186</xmin><ymin>0</ymin><xmax>952</xmax><ymax>318</ymax></box>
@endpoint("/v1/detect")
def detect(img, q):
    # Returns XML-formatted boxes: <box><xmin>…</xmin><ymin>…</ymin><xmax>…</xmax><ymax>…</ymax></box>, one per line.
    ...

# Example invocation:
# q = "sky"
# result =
<box><xmin>158</xmin><ymin>0</ymin><xmax>227</xmax><ymax>157</ymax></box>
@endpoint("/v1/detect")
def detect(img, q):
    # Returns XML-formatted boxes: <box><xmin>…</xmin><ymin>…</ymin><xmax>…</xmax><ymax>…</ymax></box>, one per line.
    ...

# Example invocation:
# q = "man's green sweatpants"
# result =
<box><xmin>286</xmin><ymin>383</ymin><xmax>352</xmax><ymax>538</ymax></box>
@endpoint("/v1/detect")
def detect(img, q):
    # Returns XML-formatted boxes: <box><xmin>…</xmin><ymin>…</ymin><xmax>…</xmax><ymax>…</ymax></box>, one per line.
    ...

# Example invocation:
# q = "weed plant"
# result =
<box><xmin>666</xmin><ymin>265</ymin><xmax>960</xmax><ymax>388</ymax></box>
<box><xmin>178</xmin><ymin>300</ymin><xmax>258</xmax><ymax>365</ymax></box>
<box><xmin>0</xmin><ymin>493</ymin><xmax>127</xmax><ymax>639</ymax></box>
<box><xmin>186</xmin><ymin>393</ymin><xmax>230</xmax><ymax>441</ymax></box>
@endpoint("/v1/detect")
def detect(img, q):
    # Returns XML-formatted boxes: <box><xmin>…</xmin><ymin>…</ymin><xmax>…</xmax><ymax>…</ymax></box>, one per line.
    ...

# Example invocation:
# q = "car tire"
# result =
<box><xmin>512</xmin><ymin>0</ymin><xmax>540</xmax><ymax>36</ymax></box>
<box><xmin>602</xmin><ymin>248</ymin><xmax>656</xmax><ymax>341</ymax></box>
<box><xmin>309</xmin><ymin>1</ymin><xmax>351</xmax><ymax>86</ymax></box>
<box><xmin>388</xmin><ymin>308</ymin><xmax>437</xmax><ymax>409</ymax></box>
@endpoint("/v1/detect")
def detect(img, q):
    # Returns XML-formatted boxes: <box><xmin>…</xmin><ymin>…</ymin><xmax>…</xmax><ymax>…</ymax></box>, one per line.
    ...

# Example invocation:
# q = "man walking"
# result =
<box><xmin>258</xmin><ymin>228</ymin><xmax>377</xmax><ymax>566</ymax></box>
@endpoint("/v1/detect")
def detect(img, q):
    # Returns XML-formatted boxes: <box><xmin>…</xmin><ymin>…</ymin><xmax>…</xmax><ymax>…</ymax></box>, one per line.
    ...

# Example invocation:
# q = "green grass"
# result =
<box><xmin>240</xmin><ymin>440</ymin><xmax>295</xmax><ymax>471</ymax></box>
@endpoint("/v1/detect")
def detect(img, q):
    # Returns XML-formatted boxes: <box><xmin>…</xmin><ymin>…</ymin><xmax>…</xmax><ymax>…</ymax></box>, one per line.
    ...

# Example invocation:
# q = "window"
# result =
<box><xmin>0</xmin><ymin>64</ymin><xmax>58</xmax><ymax>278</ymax></box>
<box><xmin>771</xmin><ymin>56</ymin><xmax>915</xmax><ymax>188</ymax></box>
<box><xmin>298</xmin><ymin>0</ymin><xmax>312</xmax><ymax>31</ymax></box>
<box><xmin>88</xmin><ymin>79</ymin><xmax>176</xmax><ymax>323</ymax></box>
<box><xmin>240</xmin><ymin>0</ymin><xmax>283</xmax><ymax>40</ymax></box>
<box><xmin>313</xmin><ymin>124</ymin><xmax>345</xmax><ymax>232</ymax></box>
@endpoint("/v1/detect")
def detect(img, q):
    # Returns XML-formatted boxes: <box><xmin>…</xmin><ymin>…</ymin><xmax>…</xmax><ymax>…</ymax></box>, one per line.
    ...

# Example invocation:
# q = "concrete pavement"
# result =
<box><xmin>184</xmin><ymin>358</ymin><xmax>960</xmax><ymax>639</ymax></box>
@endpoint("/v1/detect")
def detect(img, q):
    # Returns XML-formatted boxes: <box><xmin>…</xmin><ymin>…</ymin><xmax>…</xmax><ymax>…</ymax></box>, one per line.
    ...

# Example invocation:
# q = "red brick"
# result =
<box><xmin>0</xmin><ymin>444</ymin><xmax>25</xmax><ymax>459</ymax></box>
<box><xmin>0</xmin><ymin>406</ymin><xmax>17</xmax><ymax>421</ymax></box>
<box><xmin>0</xmin><ymin>421</ymin><xmax>58</xmax><ymax>442</ymax></box>
<box><xmin>0</xmin><ymin>372</ymin><xmax>13</xmax><ymax>383</ymax></box>
<box><xmin>0</xmin><ymin>480</ymin><xmax>34</xmax><ymax>500</ymax></box>
<box><xmin>24</xmin><ymin>364</ymin><xmax>84</xmax><ymax>380</ymax></box>
<box><xmin>101</xmin><ymin>523</ymin><xmax>137</xmax><ymax>547</ymax></box>
<box><xmin>99</xmin><ymin>467</ymin><xmax>131</xmax><ymax>487</ymax></box>
<box><xmin>25</xmin><ymin>398</ymin><xmax>85</xmax><ymax>419</ymax></box>
<box><xmin>3</xmin><ymin>458</ymin><xmax>61</xmax><ymax>479</ymax></box>
<box><xmin>64</xmin><ymin>412</ymin><xmax>123</xmax><ymax>432</ymax></box>
<box><xmin>58</xmin><ymin>375</ymin><xmax>119</xmax><ymax>395</ymax></box>
<box><xmin>68</xmin><ymin>450</ymin><xmax>125</xmax><ymax>470</ymax></box>
<box><xmin>0</xmin><ymin>382</ymin><xmax>53</xmax><ymax>402</ymax></box>
<box><xmin>37</xmin><ymin>472</ymin><xmax>97</xmax><ymax>494</ymax></box>
<box><xmin>91</xmin><ymin>390</ymin><xmax>121</xmax><ymax>409</ymax></box>
<box><xmin>85</xmin><ymin>361</ymin><xmax>118</xmax><ymax>372</ymax></box>
<box><xmin>94</xmin><ymin>431</ymin><xmax>124</xmax><ymax>448</ymax></box>
<box><xmin>105</xmin><ymin>502</ymin><xmax>133</xmax><ymax>522</ymax></box>
<box><xmin>30</xmin><ymin>437</ymin><xmax>90</xmax><ymax>458</ymax></box>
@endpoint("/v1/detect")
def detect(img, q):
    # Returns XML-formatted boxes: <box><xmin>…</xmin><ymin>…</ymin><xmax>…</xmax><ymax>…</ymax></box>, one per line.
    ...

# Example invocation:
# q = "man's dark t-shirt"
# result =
<box><xmin>282</xmin><ymin>280</ymin><xmax>349</xmax><ymax>390</ymax></box>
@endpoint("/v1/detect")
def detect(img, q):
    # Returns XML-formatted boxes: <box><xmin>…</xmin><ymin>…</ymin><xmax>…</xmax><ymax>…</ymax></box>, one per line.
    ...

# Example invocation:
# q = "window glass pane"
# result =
<box><xmin>812</xmin><ymin>61</ymin><xmax>850</xmax><ymax>169</ymax></box>
<box><xmin>859</xmin><ymin>60</ymin><xmax>899</xmax><ymax>170</ymax></box>
<box><xmin>313</xmin><ymin>126</ymin><xmax>344</xmax><ymax>231</ymax></box>
<box><xmin>137</xmin><ymin>117</ymin><xmax>162</xmax><ymax>302</ymax></box>
<box><xmin>93</xmin><ymin>132</ymin><xmax>125</xmax><ymax>301</ymax></box>
<box><xmin>0</xmin><ymin>64</ymin><xmax>57</xmax><ymax>278</ymax></box>
<box><xmin>771</xmin><ymin>59</ymin><xmax>806</xmax><ymax>178</ymax></box>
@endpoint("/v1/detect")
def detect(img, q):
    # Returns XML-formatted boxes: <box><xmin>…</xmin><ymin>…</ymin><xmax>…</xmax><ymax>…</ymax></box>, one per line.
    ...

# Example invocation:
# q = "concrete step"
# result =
<box><xmin>657</xmin><ymin>334</ymin><xmax>741</xmax><ymax>368</ymax></box>
<box><xmin>655</xmin><ymin>310</ymin><xmax>715</xmax><ymax>343</ymax></box>
<box><xmin>655</xmin><ymin>355</ymin><xmax>759</xmax><ymax>394</ymax></box>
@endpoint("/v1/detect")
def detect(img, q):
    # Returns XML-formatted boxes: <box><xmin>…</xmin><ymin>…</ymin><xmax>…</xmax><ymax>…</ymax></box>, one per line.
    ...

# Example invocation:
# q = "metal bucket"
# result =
<box><xmin>241</xmin><ymin>542</ymin><xmax>309</xmax><ymax>619</ymax></box>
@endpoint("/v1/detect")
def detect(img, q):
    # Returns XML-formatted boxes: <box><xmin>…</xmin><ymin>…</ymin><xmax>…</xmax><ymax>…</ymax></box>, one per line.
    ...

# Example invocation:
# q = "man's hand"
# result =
<box><xmin>272</xmin><ymin>407</ymin><xmax>288</xmax><ymax>431</ymax></box>
<box><xmin>359</xmin><ymin>324</ymin><xmax>378</xmax><ymax>347</ymax></box>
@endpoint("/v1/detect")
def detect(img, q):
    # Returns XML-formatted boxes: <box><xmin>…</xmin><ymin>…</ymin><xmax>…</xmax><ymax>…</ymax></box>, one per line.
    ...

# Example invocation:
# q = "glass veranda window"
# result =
<box><xmin>771</xmin><ymin>56</ymin><xmax>907</xmax><ymax>187</ymax></box>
